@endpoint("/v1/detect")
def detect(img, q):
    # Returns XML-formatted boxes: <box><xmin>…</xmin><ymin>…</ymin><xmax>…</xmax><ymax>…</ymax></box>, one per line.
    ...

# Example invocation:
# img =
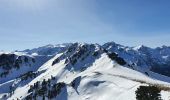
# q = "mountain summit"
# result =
<box><xmin>0</xmin><ymin>42</ymin><xmax>170</xmax><ymax>100</ymax></box>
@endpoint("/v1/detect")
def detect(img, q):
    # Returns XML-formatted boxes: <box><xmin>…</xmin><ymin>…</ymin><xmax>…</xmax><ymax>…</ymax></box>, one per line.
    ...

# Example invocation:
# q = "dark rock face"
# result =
<box><xmin>52</xmin><ymin>58</ymin><xmax>60</xmax><ymax>66</ymax></box>
<box><xmin>0</xmin><ymin>54</ymin><xmax>16</xmax><ymax>70</ymax></box>
<box><xmin>64</xmin><ymin>43</ymin><xmax>104</xmax><ymax>71</ymax></box>
<box><xmin>0</xmin><ymin>54</ymin><xmax>36</xmax><ymax>78</ymax></box>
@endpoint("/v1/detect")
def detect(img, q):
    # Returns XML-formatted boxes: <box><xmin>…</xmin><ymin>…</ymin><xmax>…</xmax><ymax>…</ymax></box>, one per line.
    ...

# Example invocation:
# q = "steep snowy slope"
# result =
<box><xmin>0</xmin><ymin>52</ymin><xmax>52</xmax><ymax>84</ymax></box>
<box><xmin>0</xmin><ymin>44</ymin><xmax>70</xmax><ymax>85</ymax></box>
<box><xmin>1</xmin><ymin>43</ymin><xmax>170</xmax><ymax>100</ymax></box>
<box><xmin>103</xmin><ymin>42</ymin><xmax>170</xmax><ymax>77</ymax></box>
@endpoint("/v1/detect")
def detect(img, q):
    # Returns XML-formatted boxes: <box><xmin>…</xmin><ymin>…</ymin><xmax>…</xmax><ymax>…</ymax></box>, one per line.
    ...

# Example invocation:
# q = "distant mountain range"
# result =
<box><xmin>0</xmin><ymin>42</ymin><xmax>170</xmax><ymax>100</ymax></box>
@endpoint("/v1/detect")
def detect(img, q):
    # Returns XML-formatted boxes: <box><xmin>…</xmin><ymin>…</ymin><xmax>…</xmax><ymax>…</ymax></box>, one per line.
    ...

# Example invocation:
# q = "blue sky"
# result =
<box><xmin>0</xmin><ymin>0</ymin><xmax>170</xmax><ymax>51</ymax></box>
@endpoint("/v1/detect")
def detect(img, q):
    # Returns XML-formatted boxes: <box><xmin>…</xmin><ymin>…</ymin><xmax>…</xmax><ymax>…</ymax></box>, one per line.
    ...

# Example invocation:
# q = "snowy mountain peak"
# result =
<box><xmin>23</xmin><ymin>43</ymin><xmax>72</xmax><ymax>56</ymax></box>
<box><xmin>133</xmin><ymin>45</ymin><xmax>148</xmax><ymax>51</ymax></box>
<box><xmin>1</xmin><ymin>42</ymin><xmax>170</xmax><ymax>100</ymax></box>
<box><xmin>103</xmin><ymin>41</ymin><xmax>122</xmax><ymax>48</ymax></box>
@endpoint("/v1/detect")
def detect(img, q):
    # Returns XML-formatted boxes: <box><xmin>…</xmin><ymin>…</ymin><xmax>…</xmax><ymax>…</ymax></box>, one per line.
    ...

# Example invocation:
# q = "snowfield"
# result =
<box><xmin>0</xmin><ymin>43</ymin><xmax>170</xmax><ymax>100</ymax></box>
<box><xmin>3</xmin><ymin>54</ymin><xmax>170</xmax><ymax>100</ymax></box>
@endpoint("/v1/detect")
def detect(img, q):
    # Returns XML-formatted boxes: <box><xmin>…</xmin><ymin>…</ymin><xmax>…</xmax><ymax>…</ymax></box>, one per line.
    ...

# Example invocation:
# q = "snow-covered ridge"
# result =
<box><xmin>103</xmin><ymin>42</ymin><xmax>170</xmax><ymax>77</ymax></box>
<box><xmin>0</xmin><ymin>42</ymin><xmax>170</xmax><ymax>100</ymax></box>
<box><xmin>22</xmin><ymin>43</ymin><xmax>72</xmax><ymax>56</ymax></box>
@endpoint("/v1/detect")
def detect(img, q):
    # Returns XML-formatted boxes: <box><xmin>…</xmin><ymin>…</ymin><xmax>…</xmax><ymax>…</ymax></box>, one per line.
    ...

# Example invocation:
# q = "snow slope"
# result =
<box><xmin>0</xmin><ymin>53</ymin><xmax>52</xmax><ymax>84</ymax></box>
<box><xmin>6</xmin><ymin>53</ymin><xmax>170</xmax><ymax>100</ymax></box>
<box><xmin>0</xmin><ymin>42</ymin><xmax>170</xmax><ymax>100</ymax></box>
<box><xmin>103</xmin><ymin>42</ymin><xmax>170</xmax><ymax>77</ymax></box>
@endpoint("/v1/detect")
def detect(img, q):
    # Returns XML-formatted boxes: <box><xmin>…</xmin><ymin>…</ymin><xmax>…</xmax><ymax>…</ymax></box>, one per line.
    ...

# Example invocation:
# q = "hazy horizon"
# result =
<box><xmin>1</xmin><ymin>41</ymin><xmax>170</xmax><ymax>52</ymax></box>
